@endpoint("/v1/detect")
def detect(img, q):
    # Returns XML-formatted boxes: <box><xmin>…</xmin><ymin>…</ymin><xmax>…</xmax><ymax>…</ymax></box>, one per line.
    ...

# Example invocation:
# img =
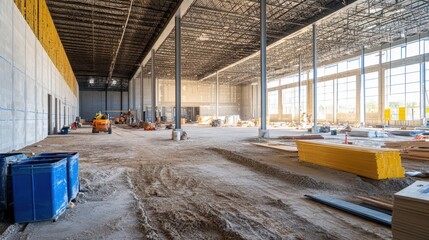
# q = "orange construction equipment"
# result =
<box><xmin>92</xmin><ymin>114</ymin><xmax>112</xmax><ymax>134</ymax></box>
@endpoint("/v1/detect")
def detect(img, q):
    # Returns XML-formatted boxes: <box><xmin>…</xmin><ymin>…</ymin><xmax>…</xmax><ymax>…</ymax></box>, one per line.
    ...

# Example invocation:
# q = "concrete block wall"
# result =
<box><xmin>0</xmin><ymin>0</ymin><xmax>78</xmax><ymax>152</ymax></box>
<box><xmin>79</xmin><ymin>91</ymin><xmax>129</xmax><ymax>120</ymax></box>
<box><xmin>240</xmin><ymin>83</ymin><xmax>260</xmax><ymax>120</ymax></box>
<box><xmin>157</xmin><ymin>79</ymin><xmax>241</xmax><ymax>120</ymax></box>
<box><xmin>128</xmin><ymin>76</ymin><xmax>242</xmax><ymax>121</ymax></box>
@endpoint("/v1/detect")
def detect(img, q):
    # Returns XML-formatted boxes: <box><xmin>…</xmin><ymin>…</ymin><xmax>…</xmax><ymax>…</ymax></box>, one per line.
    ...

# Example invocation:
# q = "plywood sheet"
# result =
<box><xmin>252</xmin><ymin>142</ymin><xmax>298</xmax><ymax>152</ymax></box>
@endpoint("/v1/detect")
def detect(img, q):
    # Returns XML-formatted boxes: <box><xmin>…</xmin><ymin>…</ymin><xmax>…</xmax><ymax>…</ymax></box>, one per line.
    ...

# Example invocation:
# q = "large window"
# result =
<box><xmin>385</xmin><ymin>64</ymin><xmax>421</xmax><ymax>120</ymax></box>
<box><xmin>364</xmin><ymin>52</ymin><xmax>380</xmax><ymax>67</ymax></box>
<box><xmin>337</xmin><ymin>76</ymin><xmax>356</xmax><ymax>120</ymax></box>
<box><xmin>317</xmin><ymin>80</ymin><xmax>334</xmax><ymax>121</ymax></box>
<box><xmin>426</xmin><ymin>61</ymin><xmax>429</xmax><ymax>116</ymax></box>
<box><xmin>282</xmin><ymin>86</ymin><xmax>307</xmax><ymax>120</ymax></box>
<box><xmin>268</xmin><ymin>80</ymin><xmax>279</xmax><ymax>88</ymax></box>
<box><xmin>337</xmin><ymin>58</ymin><xmax>360</xmax><ymax>73</ymax></box>
<box><xmin>282</xmin><ymin>88</ymin><xmax>294</xmax><ymax>117</ymax></box>
<box><xmin>268</xmin><ymin>90</ymin><xmax>279</xmax><ymax>114</ymax></box>
<box><xmin>365</xmin><ymin>72</ymin><xmax>379</xmax><ymax>118</ymax></box>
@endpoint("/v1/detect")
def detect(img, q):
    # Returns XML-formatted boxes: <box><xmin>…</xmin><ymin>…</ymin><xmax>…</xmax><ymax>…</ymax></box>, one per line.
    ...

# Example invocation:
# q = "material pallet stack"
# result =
<box><xmin>392</xmin><ymin>181</ymin><xmax>429</xmax><ymax>240</ymax></box>
<box><xmin>384</xmin><ymin>141</ymin><xmax>429</xmax><ymax>161</ymax></box>
<box><xmin>296</xmin><ymin>140</ymin><xmax>405</xmax><ymax>180</ymax></box>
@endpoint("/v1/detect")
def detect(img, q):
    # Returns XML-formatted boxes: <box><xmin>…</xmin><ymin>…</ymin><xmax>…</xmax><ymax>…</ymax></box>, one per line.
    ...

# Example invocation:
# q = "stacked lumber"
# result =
<box><xmin>392</xmin><ymin>181</ymin><xmax>429</xmax><ymax>240</ymax></box>
<box><xmin>296</xmin><ymin>140</ymin><xmax>405</xmax><ymax>180</ymax></box>
<box><xmin>356</xmin><ymin>196</ymin><xmax>393</xmax><ymax>211</ymax></box>
<box><xmin>349</xmin><ymin>129</ymin><xmax>379</xmax><ymax>138</ymax></box>
<box><xmin>278</xmin><ymin>135</ymin><xmax>323</xmax><ymax>140</ymax></box>
<box><xmin>384</xmin><ymin>141</ymin><xmax>429</xmax><ymax>161</ymax></box>
<box><xmin>252</xmin><ymin>142</ymin><xmax>298</xmax><ymax>152</ymax></box>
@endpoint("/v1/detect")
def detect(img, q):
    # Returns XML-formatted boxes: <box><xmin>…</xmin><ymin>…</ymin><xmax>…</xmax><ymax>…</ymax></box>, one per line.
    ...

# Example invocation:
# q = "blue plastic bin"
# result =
<box><xmin>61</xmin><ymin>126</ymin><xmax>69</xmax><ymax>134</ymax></box>
<box><xmin>12</xmin><ymin>158</ymin><xmax>68</xmax><ymax>223</ymax></box>
<box><xmin>35</xmin><ymin>152</ymin><xmax>79</xmax><ymax>201</ymax></box>
<box><xmin>0</xmin><ymin>153</ymin><xmax>27</xmax><ymax>220</ymax></box>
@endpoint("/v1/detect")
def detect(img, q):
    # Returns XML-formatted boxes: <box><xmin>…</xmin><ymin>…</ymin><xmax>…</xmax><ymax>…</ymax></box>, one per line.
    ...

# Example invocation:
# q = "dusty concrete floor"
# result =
<box><xmin>2</xmin><ymin>125</ymin><xmax>428</xmax><ymax>239</ymax></box>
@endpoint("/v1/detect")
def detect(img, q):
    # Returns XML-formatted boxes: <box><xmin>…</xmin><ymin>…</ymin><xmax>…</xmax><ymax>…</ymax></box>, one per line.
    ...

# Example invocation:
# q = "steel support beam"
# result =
<box><xmin>151</xmin><ymin>49</ymin><xmax>156</xmax><ymax>123</ymax></box>
<box><xmin>298</xmin><ymin>55</ymin><xmax>302</xmax><ymax>123</ymax></box>
<box><xmin>175</xmin><ymin>15</ymin><xmax>182</xmax><ymax>130</ymax></box>
<box><xmin>312</xmin><ymin>24</ymin><xmax>318</xmax><ymax>134</ymax></box>
<box><xmin>422</xmin><ymin>37</ymin><xmax>427</xmax><ymax>122</ymax></box>
<box><xmin>360</xmin><ymin>46</ymin><xmax>366</xmax><ymax>125</ymax></box>
<box><xmin>141</xmin><ymin>68</ymin><xmax>144</xmax><ymax>121</ymax></box>
<box><xmin>259</xmin><ymin>0</ymin><xmax>269</xmax><ymax>138</ymax></box>
<box><xmin>140</xmin><ymin>0</ymin><xmax>194</xmax><ymax>67</ymax></box>
<box><xmin>216</xmin><ymin>71</ymin><xmax>219</xmax><ymax>119</ymax></box>
<box><xmin>120</xmin><ymin>80</ymin><xmax>123</xmax><ymax>114</ymax></box>
<box><xmin>105</xmin><ymin>86</ymin><xmax>108</xmax><ymax>112</ymax></box>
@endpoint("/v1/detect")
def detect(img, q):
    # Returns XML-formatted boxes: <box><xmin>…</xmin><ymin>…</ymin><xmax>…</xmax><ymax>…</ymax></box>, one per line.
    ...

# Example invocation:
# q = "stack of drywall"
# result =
<box><xmin>350</xmin><ymin>129</ymin><xmax>389</xmax><ymax>138</ymax></box>
<box><xmin>349</xmin><ymin>129</ymin><xmax>378</xmax><ymax>138</ymax></box>
<box><xmin>296</xmin><ymin>140</ymin><xmax>405</xmax><ymax>180</ymax></box>
<box><xmin>392</xmin><ymin>181</ymin><xmax>429</xmax><ymax>240</ymax></box>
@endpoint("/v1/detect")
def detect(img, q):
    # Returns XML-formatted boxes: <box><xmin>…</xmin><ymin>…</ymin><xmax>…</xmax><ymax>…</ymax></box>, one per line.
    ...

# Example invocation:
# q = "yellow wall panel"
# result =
<box><xmin>14</xmin><ymin>0</ymin><xmax>78</xmax><ymax>95</ymax></box>
<box><xmin>15</xmin><ymin>0</ymin><xmax>25</xmax><ymax>15</ymax></box>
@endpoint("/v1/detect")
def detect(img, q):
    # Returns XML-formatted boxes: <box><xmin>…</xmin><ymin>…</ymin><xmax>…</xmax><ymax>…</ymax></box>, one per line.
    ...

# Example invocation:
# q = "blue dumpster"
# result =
<box><xmin>35</xmin><ymin>152</ymin><xmax>79</xmax><ymax>201</ymax></box>
<box><xmin>12</xmin><ymin>158</ymin><xmax>68</xmax><ymax>223</ymax></box>
<box><xmin>0</xmin><ymin>153</ymin><xmax>27</xmax><ymax>220</ymax></box>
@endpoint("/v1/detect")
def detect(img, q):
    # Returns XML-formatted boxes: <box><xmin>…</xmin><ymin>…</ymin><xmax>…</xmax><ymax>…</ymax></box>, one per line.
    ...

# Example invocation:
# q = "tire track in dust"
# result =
<box><xmin>208</xmin><ymin>148</ymin><xmax>339</xmax><ymax>191</ymax></box>
<box><xmin>127</xmin><ymin>162</ymin><xmax>341</xmax><ymax>239</ymax></box>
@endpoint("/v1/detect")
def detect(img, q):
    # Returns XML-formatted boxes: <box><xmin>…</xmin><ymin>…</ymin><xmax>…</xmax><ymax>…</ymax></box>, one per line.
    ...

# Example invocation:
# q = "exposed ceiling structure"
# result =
<box><xmin>46</xmin><ymin>0</ymin><xmax>181</xmax><ymax>91</ymax></box>
<box><xmin>48</xmin><ymin>0</ymin><xmax>429</xmax><ymax>91</ymax></box>
<box><xmin>153</xmin><ymin>0</ymin><xmax>357</xmax><ymax>80</ymax></box>
<box><xmin>195</xmin><ymin>0</ymin><xmax>429</xmax><ymax>85</ymax></box>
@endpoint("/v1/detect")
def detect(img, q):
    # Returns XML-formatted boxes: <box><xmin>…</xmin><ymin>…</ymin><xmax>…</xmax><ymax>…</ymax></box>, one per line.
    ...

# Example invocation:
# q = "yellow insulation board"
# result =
<box><xmin>14</xmin><ymin>0</ymin><xmax>78</xmax><ymax>96</ymax></box>
<box><xmin>296</xmin><ymin>140</ymin><xmax>405</xmax><ymax>180</ymax></box>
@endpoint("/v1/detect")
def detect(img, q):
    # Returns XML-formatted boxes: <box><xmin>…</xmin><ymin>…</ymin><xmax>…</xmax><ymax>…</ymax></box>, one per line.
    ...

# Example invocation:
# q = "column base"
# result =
<box><xmin>311</xmin><ymin>126</ymin><xmax>318</xmax><ymax>134</ymax></box>
<box><xmin>258</xmin><ymin>129</ymin><xmax>270</xmax><ymax>138</ymax></box>
<box><xmin>172</xmin><ymin>129</ymin><xmax>183</xmax><ymax>141</ymax></box>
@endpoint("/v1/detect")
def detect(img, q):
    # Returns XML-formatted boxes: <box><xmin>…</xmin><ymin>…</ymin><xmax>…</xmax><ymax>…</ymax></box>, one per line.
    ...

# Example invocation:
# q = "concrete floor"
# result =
<box><xmin>2</xmin><ymin>125</ymin><xmax>427</xmax><ymax>239</ymax></box>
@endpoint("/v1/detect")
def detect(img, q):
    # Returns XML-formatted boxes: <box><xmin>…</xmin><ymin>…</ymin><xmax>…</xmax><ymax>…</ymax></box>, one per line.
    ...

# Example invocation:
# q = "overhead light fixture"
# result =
<box><xmin>89</xmin><ymin>78</ymin><xmax>94</xmax><ymax>84</ymax></box>
<box><xmin>365</xmin><ymin>24</ymin><xmax>377</xmax><ymax>30</ymax></box>
<box><xmin>391</xmin><ymin>8</ymin><xmax>405</xmax><ymax>14</ymax></box>
<box><xmin>112</xmin><ymin>80</ymin><xmax>117</xmax><ymax>85</ymax></box>
<box><xmin>367</xmin><ymin>7</ymin><xmax>383</xmax><ymax>14</ymax></box>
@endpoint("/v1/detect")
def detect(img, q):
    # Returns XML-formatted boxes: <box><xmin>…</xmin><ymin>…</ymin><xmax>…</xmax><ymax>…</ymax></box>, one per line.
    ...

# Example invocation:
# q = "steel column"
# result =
<box><xmin>120</xmin><ymin>80</ymin><xmax>123</xmax><ymax>114</ymax></box>
<box><xmin>423</xmin><ymin>36</ymin><xmax>427</xmax><ymax>121</ymax></box>
<box><xmin>298</xmin><ymin>55</ymin><xmax>302</xmax><ymax>121</ymax></box>
<box><xmin>312</xmin><ymin>24</ymin><xmax>318</xmax><ymax>133</ymax></box>
<box><xmin>141</xmin><ymin>68</ymin><xmax>144</xmax><ymax>121</ymax></box>
<box><xmin>151</xmin><ymin>49</ymin><xmax>156</xmax><ymax>123</ymax></box>
<box><xmin>216</xmin><ymin>71</ymin><xmax>219</xmax><ymax>119</ymax></box>
<box><xmin>259</xmin><ymin>0</ymin><xmax>268</xmax><ymax>137</ymax></box>
<box><xmin>105</xmin><ymin>86</ymin><xmax>108</xmax><ymax>112</ymax></box>
<box><xmin>175</xmin><ymin>15</ymin><xmax>182</xmax><ymax>130</ymax></box>
<box><xmin>360</xmin><ymin>46</ymin><xmax>366</xmax><ymax>125</ymax></box>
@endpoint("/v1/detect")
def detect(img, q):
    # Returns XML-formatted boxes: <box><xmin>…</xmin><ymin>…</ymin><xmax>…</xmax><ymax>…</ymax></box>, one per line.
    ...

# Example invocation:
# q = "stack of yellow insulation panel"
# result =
<box><xmin>14</xmin><ymin>0</ymin><xmax>78</xmax><ymax>96</ymax></box>
<box><xmin>296</xmin><ymin>140</ymin><xmax>405</xmax><ymax>180</ymax></box>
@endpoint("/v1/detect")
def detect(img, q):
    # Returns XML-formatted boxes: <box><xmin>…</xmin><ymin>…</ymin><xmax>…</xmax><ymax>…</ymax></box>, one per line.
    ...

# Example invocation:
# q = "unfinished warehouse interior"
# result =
<box><xmin>0</xmin><ymin>0</ymin><xmax>429</xmax><ymax>238</ymax></box>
